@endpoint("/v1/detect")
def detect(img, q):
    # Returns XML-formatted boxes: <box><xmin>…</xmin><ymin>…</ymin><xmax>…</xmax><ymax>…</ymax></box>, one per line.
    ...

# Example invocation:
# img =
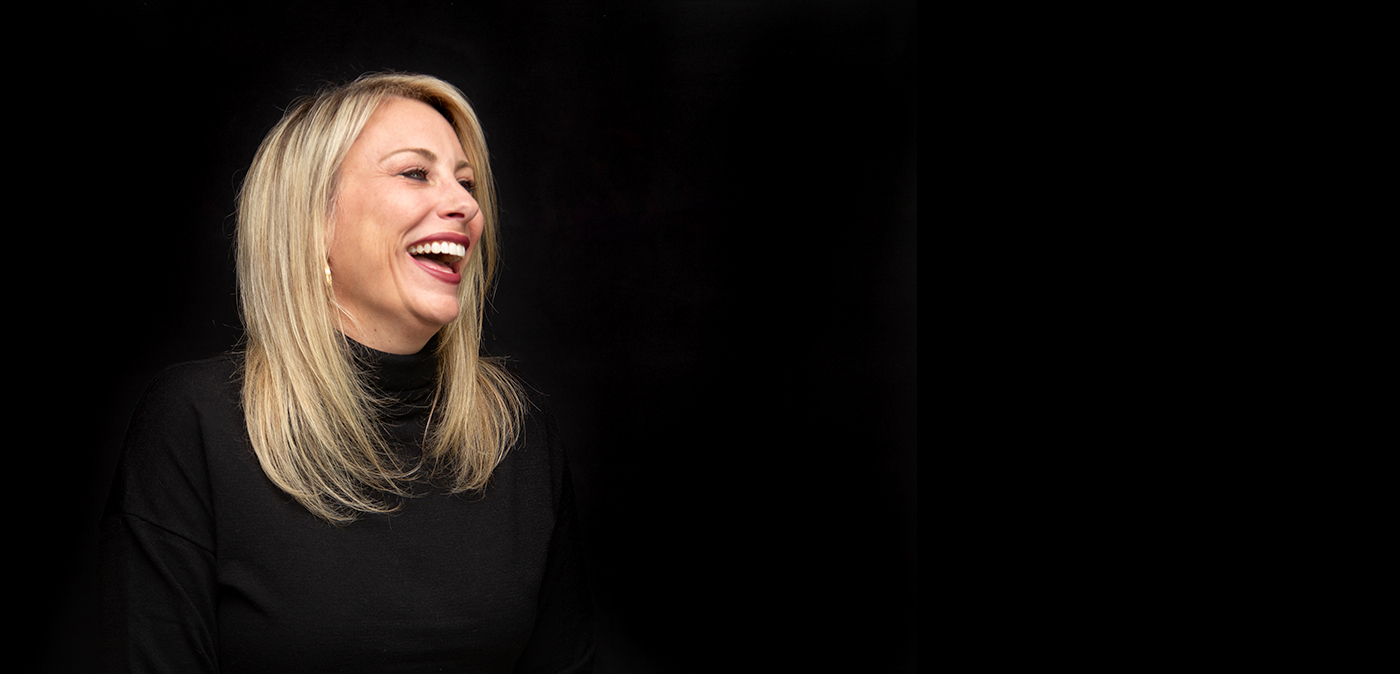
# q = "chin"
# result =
<box><xmin>417</xmin><ymin>298</ymin><xmax>462</xmax><ymax>331</ymax></box>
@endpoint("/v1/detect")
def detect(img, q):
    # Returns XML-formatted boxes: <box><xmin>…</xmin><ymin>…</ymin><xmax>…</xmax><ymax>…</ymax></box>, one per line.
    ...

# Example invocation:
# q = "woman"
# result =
<box><xmin>100</xmin><ymin>72</ymin><xmax>595</xmax><ymax>673</ymax></box>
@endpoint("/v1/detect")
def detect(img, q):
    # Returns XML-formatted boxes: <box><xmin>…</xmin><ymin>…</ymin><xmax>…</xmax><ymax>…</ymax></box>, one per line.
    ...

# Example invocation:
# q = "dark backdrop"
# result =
<box><xmin>30</xmin><ymin>1</ymin><xmax>916</xmax><ymax>672</ymax></box>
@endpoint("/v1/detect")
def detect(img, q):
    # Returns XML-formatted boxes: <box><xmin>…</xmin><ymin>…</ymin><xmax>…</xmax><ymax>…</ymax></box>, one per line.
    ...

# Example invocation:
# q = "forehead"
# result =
<box><xmin>351</xmin><ymin>97</ymin><xmax>468</xmax><ymax>162</ymax></box>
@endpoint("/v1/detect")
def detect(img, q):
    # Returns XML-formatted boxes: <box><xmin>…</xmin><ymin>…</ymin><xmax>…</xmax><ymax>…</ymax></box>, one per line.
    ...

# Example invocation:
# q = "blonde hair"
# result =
<box><xmin>236</xmin><ymin>71</ymin><xmax>524</xmax><ymax>523</ymax></box>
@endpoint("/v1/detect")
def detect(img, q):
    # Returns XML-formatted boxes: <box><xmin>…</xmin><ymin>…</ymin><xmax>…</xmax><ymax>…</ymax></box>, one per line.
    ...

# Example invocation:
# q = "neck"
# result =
<box><xmin>345</xmin><ymin>333</ymin><xmax>440</xmax><ymax>410</ymax></box>
<box><xmin>339</xmin><ymin>318</ymin><xmax>439</xmax><ymax>355</ymax></box>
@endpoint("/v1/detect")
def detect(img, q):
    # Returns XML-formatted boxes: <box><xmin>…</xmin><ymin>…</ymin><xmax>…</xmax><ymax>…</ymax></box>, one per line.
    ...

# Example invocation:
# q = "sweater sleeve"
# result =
<box><xmin>512</xmin><ymin>402</ymin><xmax>596</xmax><ymax>674</ymax></box>
<box><xmin>100</xmin><ymin>364</ymin><xmax>224</xmax><ymax>673</ymax></box>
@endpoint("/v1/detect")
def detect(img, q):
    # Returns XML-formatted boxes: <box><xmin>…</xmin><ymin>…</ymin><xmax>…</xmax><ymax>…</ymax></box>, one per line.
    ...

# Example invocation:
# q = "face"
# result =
<box><xmin>327</xmin><ymin>97</ymin><xmax>484</xmax><ymax>354</ymax></box>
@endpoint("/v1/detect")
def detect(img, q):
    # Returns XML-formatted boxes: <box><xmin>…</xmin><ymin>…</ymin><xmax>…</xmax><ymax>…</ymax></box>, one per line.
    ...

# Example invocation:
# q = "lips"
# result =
<box><xmin>407</xmin><ymin>232</ymin><xmax>472</xmax><ymax>282</ymax></box>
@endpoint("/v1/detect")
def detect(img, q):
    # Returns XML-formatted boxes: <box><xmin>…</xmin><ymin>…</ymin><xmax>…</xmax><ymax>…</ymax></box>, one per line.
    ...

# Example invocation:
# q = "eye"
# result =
<box><xmin>400</xmin><ymin>168</ymin><xmax>429</xmax><ymax>181</ymax></box>
<box><xmin>459</xmin><ymin>179</ymin><xmax>476</xmax><ymax>194</ymax></box>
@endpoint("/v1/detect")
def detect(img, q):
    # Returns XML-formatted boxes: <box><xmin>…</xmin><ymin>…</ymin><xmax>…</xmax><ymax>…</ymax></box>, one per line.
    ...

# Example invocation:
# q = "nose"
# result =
<box><xmin>438</xmin><ymin>180</ymin><xmax>480</xmax><ymax>224</ymax></box>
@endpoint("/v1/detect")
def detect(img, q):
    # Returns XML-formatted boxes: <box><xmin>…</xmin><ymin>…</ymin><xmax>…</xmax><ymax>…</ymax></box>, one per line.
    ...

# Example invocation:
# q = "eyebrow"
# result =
<box><xmin>381</xmin><ymin>147</ymin><xmax>471</xmax><ymax>171</ymax></box>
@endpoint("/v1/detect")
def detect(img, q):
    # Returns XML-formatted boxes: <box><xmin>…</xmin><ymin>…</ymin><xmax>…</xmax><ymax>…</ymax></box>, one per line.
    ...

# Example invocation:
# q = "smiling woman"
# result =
<box><xmin>237</xmin><ymin>74</ymin><xmax>515</xmax><ymax>522</ymax></box>
<box><xmin>99</xmin><ymin>72</ymin><xmax>595</xmax><ymax>673</ymax></box>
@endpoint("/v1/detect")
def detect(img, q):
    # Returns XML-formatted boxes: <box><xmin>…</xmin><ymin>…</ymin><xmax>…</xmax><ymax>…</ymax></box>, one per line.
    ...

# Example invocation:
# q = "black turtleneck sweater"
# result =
<box><xmin>99</xmin><ymin>340</ymin><xmax>594</xmax><ymax>673</ymax></box>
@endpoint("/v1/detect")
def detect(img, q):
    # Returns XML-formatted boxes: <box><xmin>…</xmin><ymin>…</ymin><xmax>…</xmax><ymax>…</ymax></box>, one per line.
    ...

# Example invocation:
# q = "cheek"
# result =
<box><xmin>330</xmin><ymin>198</ymin><xmax>407</xmax><ymax>265</ymax></box>
<box><xmin>470</xmin><ymin>212</ymin><xmax>487</xmax><ymax>245</ymax></box>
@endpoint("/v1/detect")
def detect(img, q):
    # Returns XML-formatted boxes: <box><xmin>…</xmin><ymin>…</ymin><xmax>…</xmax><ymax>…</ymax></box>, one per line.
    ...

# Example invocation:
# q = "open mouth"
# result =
<box><xmin>409</xmin><ymin>241</ymin><xmax>467</xmax><ymax>274</ymax></box>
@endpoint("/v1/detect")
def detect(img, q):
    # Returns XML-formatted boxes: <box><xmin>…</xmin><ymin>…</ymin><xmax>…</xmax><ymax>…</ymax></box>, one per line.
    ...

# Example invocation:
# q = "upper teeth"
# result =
<box><xmin>410</xmin><ymin>241</ymin><xmax>467</xmax><ymax>258</ymax></box>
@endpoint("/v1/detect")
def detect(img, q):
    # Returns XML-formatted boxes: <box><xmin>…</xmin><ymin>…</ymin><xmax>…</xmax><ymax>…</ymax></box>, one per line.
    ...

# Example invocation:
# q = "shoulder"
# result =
<box><xmin>511</xmin><ymin>374</ymin><xmax>563</xmax><ymax>457</ymax></box>
<box><xmin>109</xmin><ymin>353</ymin><xmax>244</xmax><ymax>543</ymax></box>
<box><xmin>522</xmin><ymin>383</ymin><xmax>560</xmax><ymax>437</ymax></box>
<box><xmin>130</xmin><ymin>353</ymin><xmax>241</xmax><ymax>423</ymax></box>
<box><xmin>121</xmin><ymin>354</ymin><xmax>244</xmax><ymax>475</ymax></box>
<box><xmin>504</xmin><ymin>375</ymin><xmax>573</xmax><ymax>497</ymax></box>
<box><xmin>140</xmin><ymin>353</ymin><xmax>242</xmax><ymax>407</ymax></box>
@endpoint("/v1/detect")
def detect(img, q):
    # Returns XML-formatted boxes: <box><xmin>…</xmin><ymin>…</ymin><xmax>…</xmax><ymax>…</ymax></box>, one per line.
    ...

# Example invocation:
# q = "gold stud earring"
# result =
<box><xmin>324</xmin><ymin>265</ymin><xmax>333</xmax><ymax>288</ymax></box>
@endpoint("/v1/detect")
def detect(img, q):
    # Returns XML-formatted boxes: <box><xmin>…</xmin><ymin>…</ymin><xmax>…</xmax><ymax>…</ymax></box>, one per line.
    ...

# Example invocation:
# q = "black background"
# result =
<box><xmin>30</xmin><ymin>1</ymin><xmax>915</xmax><ymax>671</ymax></box>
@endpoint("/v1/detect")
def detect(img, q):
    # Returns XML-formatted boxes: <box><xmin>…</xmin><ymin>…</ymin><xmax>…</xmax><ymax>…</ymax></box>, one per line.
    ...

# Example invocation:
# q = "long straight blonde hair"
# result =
<box><xmin>236</xmin><ymin>72</ymin><xmax>524</xmax><ymax>523</ymax></box>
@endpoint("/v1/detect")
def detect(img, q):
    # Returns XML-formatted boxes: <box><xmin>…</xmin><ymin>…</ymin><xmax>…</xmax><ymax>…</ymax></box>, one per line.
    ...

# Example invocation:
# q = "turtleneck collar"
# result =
<box><xmin>347</xmin><ymin>333</ymin><xmax>439</xmax><ymax>410</ymax></box>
